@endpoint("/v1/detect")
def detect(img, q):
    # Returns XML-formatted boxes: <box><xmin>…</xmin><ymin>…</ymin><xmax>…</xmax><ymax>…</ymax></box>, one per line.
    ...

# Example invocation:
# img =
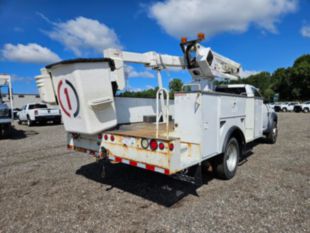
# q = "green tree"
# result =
<box><xmin>169</xmin><ymin>79</ymin><xmax>183</xmax><ymax>93</ymax></box>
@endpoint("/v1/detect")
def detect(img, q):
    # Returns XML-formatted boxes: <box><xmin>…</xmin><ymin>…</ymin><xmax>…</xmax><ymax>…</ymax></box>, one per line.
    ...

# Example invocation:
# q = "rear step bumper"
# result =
<box><xmin>67</xmin><ymin>144</ymin><xmax>171</xmax><ymax>175</ymax></box>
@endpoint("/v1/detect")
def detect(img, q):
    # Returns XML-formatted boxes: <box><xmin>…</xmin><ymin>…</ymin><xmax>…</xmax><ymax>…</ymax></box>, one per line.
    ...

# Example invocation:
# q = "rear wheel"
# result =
<box><xmin>27</xmin><ymin>117</ymin><xmax>33</xmax><ymax>127</ymax></box>
<box><xmin>266</xmin><ymin>121</ymin><xmax>278</xmax><ymax>144</ymax></box>
<box><xmin>282</xmin><ymin>108</ymin><xmax>287</xmax><ymax>112</ymax></box>
<box><xmin>214</xmin><ymin>137</ymin><xmax>240</xmax><ymax>180</ymax></box>
<box><xmin>304</xmin><ymin>108</ymin><xmax>309</xmax><ymax>113</ymax></box>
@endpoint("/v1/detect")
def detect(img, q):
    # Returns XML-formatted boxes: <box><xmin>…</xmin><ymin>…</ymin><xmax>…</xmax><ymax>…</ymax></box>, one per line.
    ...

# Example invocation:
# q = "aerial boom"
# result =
<box><xmin>104</xmin><ymin>35</ymin><xmax>241</xmax><ymax>91</ymax></box>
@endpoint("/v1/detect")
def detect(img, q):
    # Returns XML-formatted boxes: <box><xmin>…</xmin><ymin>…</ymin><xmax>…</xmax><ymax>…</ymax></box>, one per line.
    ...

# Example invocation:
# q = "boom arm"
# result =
<box><xmin>104</xmin><ymin>49</ymin><xmax>185</xmax><ymax>90</ymax></box>
<box><xmin>104</xmin><ymin>37</ymin><xmax>241</xmax><ymax>91</ymax></box>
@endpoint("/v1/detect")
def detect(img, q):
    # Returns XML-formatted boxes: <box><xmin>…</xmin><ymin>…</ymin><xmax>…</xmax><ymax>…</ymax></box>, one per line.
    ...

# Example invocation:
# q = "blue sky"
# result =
<box><xmin>0</xmin><ymin>0</ymin><xmax>309</xmax><ymax>94</ymax></box>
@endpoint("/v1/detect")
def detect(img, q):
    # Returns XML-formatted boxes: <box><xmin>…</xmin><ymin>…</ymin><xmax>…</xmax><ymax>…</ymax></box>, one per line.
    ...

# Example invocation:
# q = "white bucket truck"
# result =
<box><xmin>0</xmin><ymin>74</ymin><xmax>13</xmax><ymax>138</ymax></box>
<box><xmin>36</xmin><ymin>34</ymin><xmax>277</xmax><ymax>182</ymax></box>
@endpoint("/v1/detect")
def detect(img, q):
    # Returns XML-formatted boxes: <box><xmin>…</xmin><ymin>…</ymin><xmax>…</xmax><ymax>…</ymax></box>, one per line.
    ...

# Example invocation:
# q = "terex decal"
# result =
<box><xmin>57</xmin><ymin>80</ymin><xmax>80</xmax><ymax>118</ymax></box>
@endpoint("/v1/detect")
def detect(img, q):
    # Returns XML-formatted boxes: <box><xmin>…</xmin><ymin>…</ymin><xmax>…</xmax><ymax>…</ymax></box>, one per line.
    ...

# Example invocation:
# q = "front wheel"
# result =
<box><xmin>282</xmin><ymin>108</ymin><xmax>287</xmax><ymax>112</ymax></box>
<box><xmin>266</xmin><ymin>121</ymin><xmax>278</xmax><ymax>144</ymax></box>
<box><xmin>304</xmin><ymin>108</ymin><xmax>309</xmax><ymax>113</ymax></box>
<box><xmin>214</xmin><ymin>137</ymin><xmax>240</xmax><ymax>180</ymax></box>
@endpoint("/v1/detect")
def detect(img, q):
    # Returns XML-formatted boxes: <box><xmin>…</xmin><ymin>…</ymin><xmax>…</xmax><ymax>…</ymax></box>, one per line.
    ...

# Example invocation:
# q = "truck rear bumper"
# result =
<box><xmin>66</xmin><ymin>144</ymin><xmax>171</xmax><ymax>175</ymax></box>
<box><xmin>35</xmin><ymin>115</ymin><xmax>61</xmax><ymax>122</ymax></box>
<box><xmin>67</xmin><ymin>128</ymin><xmax>201</xmax><ymax>176</ymax></box>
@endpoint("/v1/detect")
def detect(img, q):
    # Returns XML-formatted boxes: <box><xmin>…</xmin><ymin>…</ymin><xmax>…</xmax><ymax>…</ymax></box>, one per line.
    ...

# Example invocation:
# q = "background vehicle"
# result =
<box><xmin>282</xmin><ymin>102</ymin><xmax>299</xmax><ymax>112</ymax></box>
<box><xmin>0</xmin><ymin>74</ymin><xmax>13</xmax><ymax>138</ymax></box>
<box><xmin>294</xmin><ymin>101</ymin><xmax>310</xmax><ymax>113</ymax></box>
<box><xmin>17</xmin><ymin>103</ymin><xmax>61</xmax><ymax>126</ymax></box>
<box><xmin>36</xmin><ymin>34</ymin><xmax>278</xmax><ymax>182</ymax></box>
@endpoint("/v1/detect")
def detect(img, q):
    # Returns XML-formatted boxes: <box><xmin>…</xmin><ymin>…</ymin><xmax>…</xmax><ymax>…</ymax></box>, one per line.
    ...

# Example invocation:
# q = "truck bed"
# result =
<box><xmin>106</xmin><ymin>121</ymin><xmax>177</xmax><ymax>140</ymax></box>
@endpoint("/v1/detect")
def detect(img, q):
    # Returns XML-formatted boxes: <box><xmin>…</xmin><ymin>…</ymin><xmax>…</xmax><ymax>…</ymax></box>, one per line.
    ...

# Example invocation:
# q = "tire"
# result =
<box><xmin>282</xmin><ymin>108</ymin><xmax>287</xmax><ymax>112</ymax></box>
<box><xmin>266</xmin><ymin>121</ymin><xmax>278</xmax><ymax>144</ymax></box>
<box><xmin>214</xmin><ymin>137</ymin><xmax>240</xmax><ymax>180</ymax></box>
<box><xmin>27</xmin><ymin>117</ymin><xmax>33</xmax><ymax>127</ymax></box>
<box><xmin>17</xmin><ymin>117</ymin><xmax>22</xmax><ymax>125</ymax></box>
<box><xmin>304</xmin><ymin>108</ymin><xmax>309</xmax><ymax>113</ymax></box>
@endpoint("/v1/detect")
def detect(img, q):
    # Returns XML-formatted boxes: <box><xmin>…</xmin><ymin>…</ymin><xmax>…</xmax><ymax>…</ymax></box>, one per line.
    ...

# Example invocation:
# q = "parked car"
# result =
<box><xmin>294</xmin><ymin>101</ymin><xmax>310</xmax><ymax>113</ymax></box>
<box><xmin>275</xmin><ymin>102</ymin><xmax>299</xmax><ymax>112</ymax></box>
<box><xmin>17</xmin><ymin>103</ymin><xmax>61</xmax><ymax>126</ymax></box>
<box><xmin>274</xmin><ymin>102</ymin><xmax>284</xmax><ymax>112</ymax></box>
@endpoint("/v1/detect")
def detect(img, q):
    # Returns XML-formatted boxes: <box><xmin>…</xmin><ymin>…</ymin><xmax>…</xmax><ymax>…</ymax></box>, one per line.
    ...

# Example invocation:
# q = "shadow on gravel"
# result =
<box><xmin>7</xmin><ymin>126</ymin><xmax>38</xmax><ymax>140</ymax></box>
<box><xmin>76</xmin><ymin>162</ymin><xmax>214</xmax><ymax>207</ymax></box>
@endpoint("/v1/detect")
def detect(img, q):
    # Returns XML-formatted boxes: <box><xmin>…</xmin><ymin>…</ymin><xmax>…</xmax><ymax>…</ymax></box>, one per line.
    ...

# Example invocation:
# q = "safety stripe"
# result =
<box><xmin>109</xmin><ymin>155</ymin><xmax>170</xmax><ymax>175</ymax></box>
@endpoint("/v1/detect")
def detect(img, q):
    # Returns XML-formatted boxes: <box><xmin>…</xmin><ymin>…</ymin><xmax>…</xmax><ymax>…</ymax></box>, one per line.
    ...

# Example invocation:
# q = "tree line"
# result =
<box><xmin>117</xmin><ymin>54</ymin><xmax>310</xmax><ymax>101</ymax></box>
<box><xmin>228</xmin><ymin>54</ymin><xmax>310</xmax><ymax>101</ymax></box>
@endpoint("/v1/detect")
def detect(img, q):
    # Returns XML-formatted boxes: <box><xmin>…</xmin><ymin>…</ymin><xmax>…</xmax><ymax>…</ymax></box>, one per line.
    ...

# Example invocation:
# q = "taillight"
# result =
<box><xmin>104</xmin><ymin>135</ymin><xmax>108</xmax><ymax>140</ymax></box>
<box><xmin>169</xmin><ymin>143</ymin><xmax>174</xmax><ymax>151</ymax></box>
<box><xmin>34</xmin><ymin>110</ymin><xmax>38</xmax><ymax>115</ymax></box>
<box><xmin>97</xmin><ymin>134</ymin><xmax>102</xmax><ymax>140</ymax></box>
<box><xmin>159</xmin><ymin>142</ymin><xmax>165</xmax><ymax>150</ymax></box>
<box><xmin>110</xmin><ymin>135</ymin><xmax>115</xmax><ymax>142</ymax></box>
<box><xmin>149</xmin><ymin>139</ymin><xmax>158</xmax><ymax>151</ymax></box>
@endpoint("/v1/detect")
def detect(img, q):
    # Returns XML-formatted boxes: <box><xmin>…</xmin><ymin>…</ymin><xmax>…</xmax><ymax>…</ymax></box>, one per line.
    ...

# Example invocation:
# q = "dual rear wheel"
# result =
<box><xmin>213</xmin><ymin>137</ymin><xmax>240</xmax><ymax>180</ymax></box>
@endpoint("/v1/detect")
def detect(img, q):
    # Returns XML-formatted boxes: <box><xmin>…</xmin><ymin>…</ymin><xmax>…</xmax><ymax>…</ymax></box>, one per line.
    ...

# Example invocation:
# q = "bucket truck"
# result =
<box><xmin>35</xmin><ymin>34</ymin><xmax>277</xmax><ymax>182</ymax></box>
<box><xmin>0</xmin><ymin>74</ymin><xmax>13</xmax><ymax>138</ymax></box>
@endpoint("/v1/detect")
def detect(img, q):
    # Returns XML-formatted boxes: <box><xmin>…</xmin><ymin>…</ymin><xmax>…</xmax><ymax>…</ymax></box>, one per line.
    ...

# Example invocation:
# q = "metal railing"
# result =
<box><xmin>156</xmin><ymin>88</ymin><xmax>169</xmax><ymax>139</ymax></box>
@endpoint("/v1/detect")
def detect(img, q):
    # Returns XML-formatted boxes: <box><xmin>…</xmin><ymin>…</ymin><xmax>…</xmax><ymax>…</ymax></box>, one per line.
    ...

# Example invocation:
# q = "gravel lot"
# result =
<box><xmin>0</xmin><ymin>113</ymin><xmax>309</xmax><ymax>233</ymax></box>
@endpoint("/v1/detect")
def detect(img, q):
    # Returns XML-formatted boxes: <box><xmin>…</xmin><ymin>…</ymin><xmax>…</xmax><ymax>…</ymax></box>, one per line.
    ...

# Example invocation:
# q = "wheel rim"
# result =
<box><xmin>272</xmin><ymin>127</ymin><xmax>278</xmax><ymax>141</ymax></box>
<box><xmin>27</xmin><ymin>120</ymin><xmax>31</xmax><ymax>126</ymax></box>
<box><xmin>226</xmin><ymin>143</ymin><xmax>238</xmax><ymax>172</ymax></box>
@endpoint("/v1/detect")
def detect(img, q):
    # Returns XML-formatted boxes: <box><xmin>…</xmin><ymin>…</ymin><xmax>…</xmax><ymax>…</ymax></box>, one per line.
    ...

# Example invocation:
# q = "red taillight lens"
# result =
<box><xmin>34</xmin><ymin>110</ymin><xmax>38</xmax><ymax>115</ymax></box>
<box><xmin>159</xmin><ymin>142</ymin><xmax>165</xmax><ymax>150</ymax></box>
<box><xmin>169</xmin><ymin>143</ymin><xmax>174</xmax><ymax>151</ymax></box>
<box><xmin>150</xmin><ymin>139</ymin><xmax>158</xmax><ymax>151</ymax></box>
<box><xmin>110</xmin><ymin>135</ymin><xmax>115</xmax><ymax>141</ymax></box>
<box><xmin>98</xmin><ymin>134</ymin><xmax>102</xmax><ymax>140</ymax></box>
<box><xmin>104</xmin><ymin>135</ymin><xmax>108</xmax><ymax>140</ymax></box>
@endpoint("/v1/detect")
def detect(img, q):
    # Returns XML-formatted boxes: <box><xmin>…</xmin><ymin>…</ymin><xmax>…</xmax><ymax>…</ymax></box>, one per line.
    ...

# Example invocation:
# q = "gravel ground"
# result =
<box><xmin>0</xmin><ymin>113</ymin><xmax>309</xmax><ymax>233</ymax></box>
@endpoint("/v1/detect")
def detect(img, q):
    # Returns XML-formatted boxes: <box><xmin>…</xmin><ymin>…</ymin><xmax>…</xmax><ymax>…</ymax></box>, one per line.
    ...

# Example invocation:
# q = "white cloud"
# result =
<box><xmin>1</xmin><ymin>43</ymin><xmax>60</xmax><ymax>64</ymax></box>
<box><xmin>125</xmin><ymin>65</ymin><xmax>155</xmax><ymax>78</ymax></box>
<box><xmin>239</xmin><ymin>69</ymin><xmax>259</xmax><ymax>78</ymax></box>
<box><xmin>47</xmin><ymin>17</ymin><xmax>121</xmax><ymax>56</ymax></box>
<box><xmin>11</xmin><ymin>74</ymin><xmax>33</xmax><ymax>83</ymax></box>
<box><xmin>300</xmin><ymin>25</ymin><xmax>310</xmax><ymax>38</ymax></box>
<box><xmin>149</xmin><ymin>0</ymin><xmax>298</xmax><ymax>37</ymax></box>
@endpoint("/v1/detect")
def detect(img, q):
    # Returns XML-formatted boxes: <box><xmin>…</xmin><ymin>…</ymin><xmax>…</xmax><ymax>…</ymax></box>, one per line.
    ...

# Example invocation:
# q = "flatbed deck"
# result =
<box><xmin>107</xmin><ymin>121</ymin><xmax>177</xmax><ymax>140</ymax></box>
